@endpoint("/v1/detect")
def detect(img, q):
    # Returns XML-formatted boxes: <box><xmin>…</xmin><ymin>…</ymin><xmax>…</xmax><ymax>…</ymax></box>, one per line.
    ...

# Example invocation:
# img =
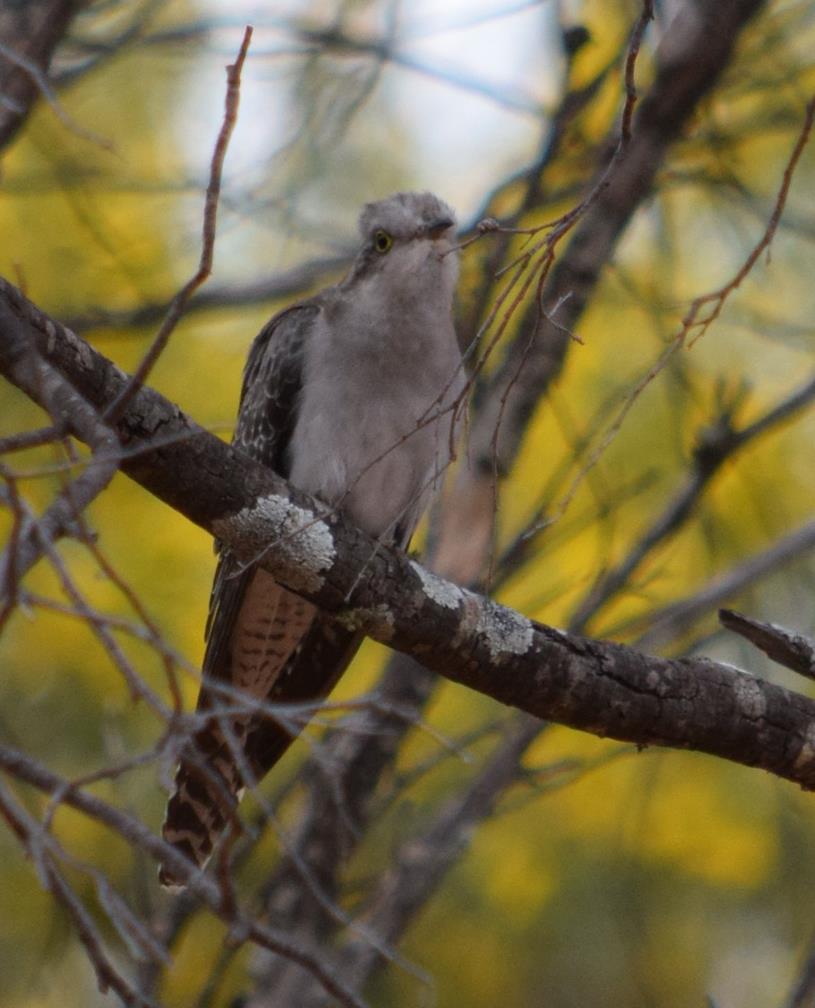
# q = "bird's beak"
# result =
<box><xmin>426</xmin><ymin>217</ymin><xmax>455</xmax><ymax>240</ymax></box>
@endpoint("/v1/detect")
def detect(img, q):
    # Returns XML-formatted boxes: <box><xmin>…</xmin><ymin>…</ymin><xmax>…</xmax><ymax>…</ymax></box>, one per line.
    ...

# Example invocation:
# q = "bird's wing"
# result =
<box><xmin>161</xmin><ymin>303</ymin><xmax>326</xmax><ymax>883</ymax></box>
<box><xmin>196</xmin><ymin>301</ymin><xmax>320</xmax><ymax>709</ymax></box>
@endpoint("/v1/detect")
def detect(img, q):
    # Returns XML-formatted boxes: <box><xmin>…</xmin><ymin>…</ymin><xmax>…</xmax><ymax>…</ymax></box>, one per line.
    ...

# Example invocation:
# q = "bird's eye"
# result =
<box><xmin>373</xmin><ymin>229</ymin><xmax>393</xmax><ymax>254</ymax></box>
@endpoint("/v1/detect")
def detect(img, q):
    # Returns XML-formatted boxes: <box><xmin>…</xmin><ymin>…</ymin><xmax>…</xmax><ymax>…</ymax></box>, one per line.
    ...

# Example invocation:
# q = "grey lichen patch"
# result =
<box><xmin>473</xmin><ymin>595</ymin><xmax>534</xmax><ymax>660</ymax></box>
<box><xmin>646</xmin><ymin>669</ymin><xmax>662</xmax><ymax>691</ymax></box>
<box><xmin>213</xmin><ymin>494</ymin><xmax>336</xmax><ymax>593</ymax></box>
<box><xmin>733</xmin><ymin>674</ymin><xmax>767</xmax><ymax>720</ymax></box>
<box><xmin>410</xmin><ymin>561</ymin><xmax>463</xmax><ymax>610</ymax></box>
<box><xmin>336</xmin><ymin>603</ymin><xmax>395</xmax><ymax>641</ymax></box>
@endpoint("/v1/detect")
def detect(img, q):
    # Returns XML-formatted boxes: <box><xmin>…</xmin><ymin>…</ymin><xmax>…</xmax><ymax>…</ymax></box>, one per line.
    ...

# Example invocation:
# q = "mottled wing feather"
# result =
<box><xmin>201</xmin><ymin>302</ymin><xmax>321</xmax><ymax>691</ymax></box>
<box><xmin>233</xmin><ymin>304</ymin><xmax>319</xmax><ymax>474</ymax></box>
<box><xmin>161</xmin><ymin>304</ymin><xmax>321</xmax><ymax>884</ymax></box>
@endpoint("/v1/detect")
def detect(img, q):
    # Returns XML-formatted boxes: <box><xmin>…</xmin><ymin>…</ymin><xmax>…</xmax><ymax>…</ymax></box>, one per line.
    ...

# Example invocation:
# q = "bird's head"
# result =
<box><xmin>346</xmin><ymin>191</ymin><xmax>459</xmax><ymax>305</ymax></box>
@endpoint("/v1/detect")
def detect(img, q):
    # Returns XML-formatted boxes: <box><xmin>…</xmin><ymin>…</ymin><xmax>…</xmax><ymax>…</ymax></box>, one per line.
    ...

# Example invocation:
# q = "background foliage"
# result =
<box><xmin>2</xmin><ymin>1</ymin><xmax>815</xmax><ymax>1006</ymax></box>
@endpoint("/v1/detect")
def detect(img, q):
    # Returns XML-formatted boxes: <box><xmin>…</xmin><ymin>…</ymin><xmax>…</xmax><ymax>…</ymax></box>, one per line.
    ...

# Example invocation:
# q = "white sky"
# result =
<box><xmin>184</xmin><ymin>0</ymin><xmax>563</xmax><ymax>231</ymax></box>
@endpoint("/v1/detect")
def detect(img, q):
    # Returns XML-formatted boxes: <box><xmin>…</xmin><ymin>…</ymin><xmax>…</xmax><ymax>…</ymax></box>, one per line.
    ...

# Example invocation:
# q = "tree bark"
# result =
<box><xmin>3</xmin><ymin>276</ymin><xmax>815</xmax><ymax>795</ymax></box>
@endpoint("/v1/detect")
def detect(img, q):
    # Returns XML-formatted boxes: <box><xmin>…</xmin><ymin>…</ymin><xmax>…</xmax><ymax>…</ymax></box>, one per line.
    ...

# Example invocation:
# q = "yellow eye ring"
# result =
<box><xmin>373</xmin><ymin>229</ymin><xmax>393</xmax><ymax>254</ymax></box>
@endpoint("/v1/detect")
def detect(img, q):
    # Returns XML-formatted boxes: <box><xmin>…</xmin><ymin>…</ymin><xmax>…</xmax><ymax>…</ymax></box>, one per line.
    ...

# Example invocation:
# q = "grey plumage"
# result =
<box><xmin>159</xmin><ymin>192</ymin><xmax>465</xmax><ymax>886</ymax></box>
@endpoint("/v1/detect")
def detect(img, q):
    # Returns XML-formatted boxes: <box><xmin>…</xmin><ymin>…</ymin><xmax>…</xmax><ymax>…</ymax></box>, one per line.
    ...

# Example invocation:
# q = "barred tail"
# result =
<box><xmin>159</xmin><ymin>724</ymin><xmax>244</xmax><ymax>887</ymax></box>
<box><xmin>158</xmin><ymin>617</ymin><xmax>364</xmax><ymax>887</ymax></box>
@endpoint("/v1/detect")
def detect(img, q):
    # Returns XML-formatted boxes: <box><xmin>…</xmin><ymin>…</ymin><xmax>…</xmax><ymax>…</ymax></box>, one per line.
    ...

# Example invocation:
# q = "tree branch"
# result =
<box><xmin>720</xmin><ymin>609</ymin><xmax>815</xmax><ymax>680</ymax></box>
<box><xmin>0</xmin><ymin>745</ymin><xmax>368</xmax><ymax>1008</ymax></box>
<box><xmin>0</xmin><ymin>0</ymin><xmax>80</xmax><ymax>153</ymax></box>
<box><xmin>438</xmin><ymin>0</ymin><xmax>767</xmax><ymax>583</ymax></box>
<box><xmin>4</xmin><ymin>277</ymin><xmax>815</xmax><ymax>795</ymax></box>
<box><xmin>631</xmin><ymin>520</ymin><xmax>815</xmax><ymax>650</ymax></box>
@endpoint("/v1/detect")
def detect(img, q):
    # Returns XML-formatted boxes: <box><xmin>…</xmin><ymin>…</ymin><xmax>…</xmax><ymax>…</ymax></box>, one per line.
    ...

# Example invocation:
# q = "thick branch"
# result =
<box><xmin>4</xmin><ymin>279</ymin><xmax>815</xmax><ymax>794</ymax></box>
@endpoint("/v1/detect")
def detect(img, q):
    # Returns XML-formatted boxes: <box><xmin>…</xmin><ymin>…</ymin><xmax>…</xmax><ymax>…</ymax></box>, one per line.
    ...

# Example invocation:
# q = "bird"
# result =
<box><xmin>159</xmin><ymin>191</ymin><xmax>466</xmax><ymax>886</ymax></box>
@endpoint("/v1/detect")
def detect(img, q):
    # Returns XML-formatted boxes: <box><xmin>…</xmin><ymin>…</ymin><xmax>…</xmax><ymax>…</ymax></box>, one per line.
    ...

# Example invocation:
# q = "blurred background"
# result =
<box><xmin>1</xmin><ymin>1</ymin><xmax>815</xmax><ymax>1006</ymax></box>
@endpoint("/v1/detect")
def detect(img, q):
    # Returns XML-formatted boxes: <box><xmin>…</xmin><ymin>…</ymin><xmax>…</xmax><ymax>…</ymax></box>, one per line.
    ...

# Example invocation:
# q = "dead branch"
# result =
<box><xmin>720</xmin><ymin>609</ymin><xmax>815</xmax><ymax>680</ymax></box>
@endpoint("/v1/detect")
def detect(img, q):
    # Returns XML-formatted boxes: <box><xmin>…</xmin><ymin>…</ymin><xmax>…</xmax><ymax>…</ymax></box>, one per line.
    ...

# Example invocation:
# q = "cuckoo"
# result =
<box><xmin>159</xmin><ymin>191</ymin><xmax>465</xmax><ymax>886</ymax></box>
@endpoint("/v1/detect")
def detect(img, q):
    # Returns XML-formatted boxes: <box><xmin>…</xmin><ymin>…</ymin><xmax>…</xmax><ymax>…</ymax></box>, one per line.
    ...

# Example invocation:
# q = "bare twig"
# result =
<box><xmin>720</xmin><ymin>609</ymin><xmax>815</xmax><ymax>680</ymax></box>
<box><xmin>568</xmin><ymin>373</ymin><xmax>815</xmax><ymax>633</ymax></box>
<box><xmin>680</xmin><ymin>94</ymin><xmax>815</xmax><ymax>345</ymax></box>
<box><xmin>0</xmin><ymin>746</ymin><xmax>370</xmax><ymax>1008</ymax></box>
<box><xmin>631</xmin><ymin>520</ymin><xmax>815</xmax><ymax>650</ymax></box>
<box><xmin>0</xmin><ymin>340</ymin><xmax>120</xmax><ymax>597</ymax></box>
<box><xmin>540</xmin><ymin>86</ymin><xmax>815</xmax><ymax>543</ymax></box>
<box><xmin>621</xmin><ymin>1</ymin><xmax>655</xmax><ymax>144</ymax></box>
<box><xmin>0</xmin><ymin>37</ymin><xmax>112</xmax><ymax>151</ymax></box>
<box><xmin>104</xmin><ymin>25</ymin><xmax>253</xmax><ymax>422</ymax></box>
<box><xmin>0</xmin><ymin>423</ymin><xmax>63</xmax><ymax>453</ymax></box>
<box><xmin>0</xmin><ymin>779</ymin><xmax>161</xmax><ymax>1007</ymax></box>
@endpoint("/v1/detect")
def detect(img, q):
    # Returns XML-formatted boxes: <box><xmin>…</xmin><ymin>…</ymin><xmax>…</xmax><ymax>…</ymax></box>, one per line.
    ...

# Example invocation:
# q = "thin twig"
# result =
<box><xmin>0</xmin><ymin>37</ymin><xmax>114</xmax><ymax>152</ymax></box>
<box><xmin>681</xmin><ymin>94</ymin><xmax>815</xmax><ymax>346</ymax></box>
<box><xmin>719</xmin><ymin>609</ymin><xmax>815</xmax><ymax>680</ymax></box>
<box><xmin>621</xmin><ymin>1</ymin><xmax>655</xmax><ymax>144</ymax></box>
<box><xmin>0</xmin><ymin>744</ymin><xmax>369</xmax><ymax>1008</ymax></box>
<box><xmin>629</xmin><ymin>519</ymin><xmax>815</xmax><ymax>650</ymax></box>
<box><xmin>568</xmin><ymin>373</ymin><xmax>815</xmax><ymax>633</ymax></box>
<box><xmin>104</xmin><ymin>25</ymin><xmax>253</xmax><ymax>422</ymax></box>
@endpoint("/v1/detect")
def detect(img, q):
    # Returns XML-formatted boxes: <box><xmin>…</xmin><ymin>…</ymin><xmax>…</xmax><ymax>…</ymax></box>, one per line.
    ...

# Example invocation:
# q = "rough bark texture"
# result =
<box><xmin>3</xmin><ymin>276</ymin><xmax>815</xmax><ymax>795</ymax></box>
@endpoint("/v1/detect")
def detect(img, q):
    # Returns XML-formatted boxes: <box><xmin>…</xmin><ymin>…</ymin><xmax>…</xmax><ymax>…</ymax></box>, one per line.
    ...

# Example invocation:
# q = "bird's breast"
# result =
<box><xmin>288</xmin><ymin>312</ymin><xmax>464</xmax><ymax>541</ymax></box>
